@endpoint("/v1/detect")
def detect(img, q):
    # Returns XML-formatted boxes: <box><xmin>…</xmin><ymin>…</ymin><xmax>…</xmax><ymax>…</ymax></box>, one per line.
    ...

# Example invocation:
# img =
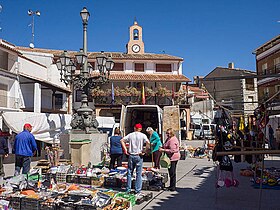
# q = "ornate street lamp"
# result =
<box><xmin>56</xmin><ymin>7</ymin><xmax>114</xmax><ymax>133</ymax></box>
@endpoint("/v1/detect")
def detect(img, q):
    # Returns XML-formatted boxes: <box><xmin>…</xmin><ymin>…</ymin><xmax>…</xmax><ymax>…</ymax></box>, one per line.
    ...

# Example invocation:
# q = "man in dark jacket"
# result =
<box><xmin>14</xmin><ymin>123</ymin><xmax>37</xmax><ymax>175</ymax></box>
<box><xmin>0</xmin><ymin>132</ymin><xmax>9</xmax><ymax>177</ymax></box>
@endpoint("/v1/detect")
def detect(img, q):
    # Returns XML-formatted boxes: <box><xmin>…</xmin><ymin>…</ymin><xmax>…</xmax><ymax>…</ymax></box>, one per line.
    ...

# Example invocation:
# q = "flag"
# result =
<box><xmin>111</xmin><ymin>82</ymin><xmax>115</xmax><ymax>104</ymax></box>
<box><xmin>141</xmin><ymin>83</ymin><xmax>146</xmax><ymax>105</ymax></box>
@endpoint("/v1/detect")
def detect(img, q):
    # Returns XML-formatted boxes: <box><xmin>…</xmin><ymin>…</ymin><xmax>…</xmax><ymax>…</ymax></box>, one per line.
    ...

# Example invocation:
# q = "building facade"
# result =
<box><xmin>202</xmin><ymin>63</ymin><xmax>258</xmax><ymax>119</ymax></box>
<box><xmin>253</xmin><ymin>34</ymin><xmax>280</xmax><ymax>115</ymax></box>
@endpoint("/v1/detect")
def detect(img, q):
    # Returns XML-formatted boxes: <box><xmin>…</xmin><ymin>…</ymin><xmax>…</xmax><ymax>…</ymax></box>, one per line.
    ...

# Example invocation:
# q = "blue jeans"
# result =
<box><xmin>15</xmin><ymin>155</ymin><xmax>31</xmax><ymax>175</ymax></box>
<box><xmin>127</xmin><ymin>155</ymin><xmax>143</xmax><ymax>193</ymax></box>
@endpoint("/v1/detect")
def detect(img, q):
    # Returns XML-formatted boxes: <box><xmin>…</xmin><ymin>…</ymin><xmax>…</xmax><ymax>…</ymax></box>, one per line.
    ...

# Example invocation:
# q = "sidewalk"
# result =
<box><xmin>134</xmin><ymin>140</ymin><xmax>280</xmax><ymax>210</ymax></box>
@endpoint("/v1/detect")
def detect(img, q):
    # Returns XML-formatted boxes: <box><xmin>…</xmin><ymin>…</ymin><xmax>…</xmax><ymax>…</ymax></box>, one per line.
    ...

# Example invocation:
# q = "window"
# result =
<box><xmin>245</xmin><ymin>78</ymin><xmax>254</xmax><ymax>91</ymax></box>
<box><xmin>156</xmin><ymin>64</ymin><xmax>172</xmax><ymax>72</ymax></box>
<box><xmin>55</xmin><ymin>94</ymin><xmax>63</xmax><ymax>109</ymax></box>
<box><xmin>75</xmin><ymin>90</ymin><xmax>93</xmax><ymax>102</ymax></box>
<box><xmin>134</xmin><ymin>63</ymin><xmax>144</xmax><ymax>72</ymax></box>
<box><xmin>133</xmin><ymin>29</ymin><xmax>139</xmax><ymax>40</ymax></box>
<box><xmin>248</xmin><ymin>96</ymin><xmax>254</xmax><ymax>105</ymax></box>
<box><xmin>112</xmin><ymin>63</ymin><xmax>124</xmax><ymax>71</ymax></box>
<box><xmin>264</xmin><ymin>87</ymin><xmax>269</xmax><ymax>98</ymax></box>
<box><xmin>274</xmin><ymin>57</ymin><xmax>280</xmax><ymax>72</ymax></box>
<box><xmin>0</xmin><ymin>84</ymin><xmax>7</xmax><ymax>107</ymax></box>
<box><xmin>262</xmin><ymin>63</ymin><xmax>267</xmax><ymax>75</ymax></box>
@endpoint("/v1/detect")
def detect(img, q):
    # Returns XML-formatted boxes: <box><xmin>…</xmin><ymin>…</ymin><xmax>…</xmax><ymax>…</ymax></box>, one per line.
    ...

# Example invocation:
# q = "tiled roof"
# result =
<box><xmin>253</xmin><ymin>34</ymin><xmax>280</xmax><ymax>54</ymax></box>
<box><xmin>0</xmin><ymin>40</ymin><xmax>21</xmax><ymax>54</ymax></box>
<box><xmin>92</xmin><ymin>73</ymin><xmax>190</xmax><ymax>82</ymax></box>
<box><xmin>15</xmin><ymin>46</ymin><xmax>183</xmax><ymax>61</ymax></box>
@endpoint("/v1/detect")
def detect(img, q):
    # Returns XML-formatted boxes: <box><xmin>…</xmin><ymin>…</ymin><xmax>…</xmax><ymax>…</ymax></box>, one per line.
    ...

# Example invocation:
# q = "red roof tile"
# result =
<box><xmin>15</xmin><ymin>47</ymin><xmax>183</xmax><ymax>61</ymax></box>
<box><xmin>91</xmin><ymin>73</ymin><xmax>190</xmax><ymax>82</ymax></box>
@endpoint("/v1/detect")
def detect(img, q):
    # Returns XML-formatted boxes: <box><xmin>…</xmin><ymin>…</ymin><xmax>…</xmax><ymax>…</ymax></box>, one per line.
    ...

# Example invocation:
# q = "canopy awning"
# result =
<box><xmin>2</xmin><ymin>112</ymin><xmax>71</xmax><ymax>143</ymax></box>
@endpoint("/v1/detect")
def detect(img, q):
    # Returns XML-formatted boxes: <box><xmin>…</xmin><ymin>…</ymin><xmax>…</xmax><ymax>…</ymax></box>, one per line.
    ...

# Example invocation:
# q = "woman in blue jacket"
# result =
<box><xmin>109</xmin><ymin>128</ymin><xmax>123</xmax><ymax>169</ymax></box>
<box><xmin>146</xmin><ymin>127</ymin><xmax>162</xmax><ymax>170</ymax></box>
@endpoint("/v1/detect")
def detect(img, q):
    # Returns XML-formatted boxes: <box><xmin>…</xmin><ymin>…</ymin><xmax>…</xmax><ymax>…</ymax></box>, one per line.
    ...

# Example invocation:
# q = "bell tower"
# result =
<box><xmin>127</xmin><ymin>20</ymin><xmax>145</xmax><ymax>54</ymax></box>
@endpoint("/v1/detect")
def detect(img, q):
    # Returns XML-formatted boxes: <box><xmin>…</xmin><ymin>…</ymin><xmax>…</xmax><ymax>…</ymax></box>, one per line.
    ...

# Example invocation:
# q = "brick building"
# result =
<box><xmin>253</xmin><ymin>34</ymin><xmax>280</xmax><ymax>115</ymax></box>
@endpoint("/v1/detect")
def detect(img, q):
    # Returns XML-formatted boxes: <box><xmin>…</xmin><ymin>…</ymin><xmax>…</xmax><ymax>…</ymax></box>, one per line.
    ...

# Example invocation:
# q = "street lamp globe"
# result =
<box><xmin>80</xmin><ymin>7</ymin><xmax>90</xmax><ymax>24</ymax></box>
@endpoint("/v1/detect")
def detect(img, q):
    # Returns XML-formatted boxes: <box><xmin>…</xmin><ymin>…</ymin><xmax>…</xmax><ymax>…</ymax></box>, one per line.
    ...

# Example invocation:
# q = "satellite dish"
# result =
<box><xmin>0</xmin><ymin>5</ymin><xmax>2</xmax><ymax>12</ymax></box>
<box><xmin>29</xmin><ymin>43</ymin><xmax>34</xmax><ymax>49</ymax></box>
<box><xmin>35</xmin><ymin>11</ymin><xmax>40</xmax><ymax>16</ymax></box>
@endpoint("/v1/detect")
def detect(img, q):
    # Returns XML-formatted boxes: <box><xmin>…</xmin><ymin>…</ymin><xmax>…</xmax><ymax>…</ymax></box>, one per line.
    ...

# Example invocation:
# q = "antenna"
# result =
<box><xmin>28</xmin><ymin>9</ymin><xmax>40</xmax><ymax>48</ymax></box>
<box><xmin>0</xmin><ymin>5</ymin><xmax>2</xmax><ymax>31</ymax></box>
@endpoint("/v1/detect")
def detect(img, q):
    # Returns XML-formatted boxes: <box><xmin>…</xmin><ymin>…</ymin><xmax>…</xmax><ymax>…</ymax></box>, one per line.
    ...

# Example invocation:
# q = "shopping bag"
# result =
<box><xmin>160</xmin><ymin>153</ymin><xmax>171</xmax><ymax>168</ymax></box>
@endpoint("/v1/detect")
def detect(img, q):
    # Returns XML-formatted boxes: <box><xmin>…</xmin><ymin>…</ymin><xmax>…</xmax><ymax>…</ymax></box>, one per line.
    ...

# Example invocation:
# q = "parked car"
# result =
<box><xmin>192</xmin><ymin>123</ymin><xmax>202</xmax><ymax>140</ymax></box>
<box><xmin>201</xmin><ymin>124</ymin><xmax>214</xmax><ymax>139</ymax></box>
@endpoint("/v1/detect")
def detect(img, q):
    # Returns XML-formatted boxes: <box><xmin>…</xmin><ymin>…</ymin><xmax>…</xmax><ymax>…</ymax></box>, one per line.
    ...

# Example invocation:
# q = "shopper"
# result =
<box><xmin>109</xmin><ymin>127</ymin><xmax>123</xmax><ymax>169</ymax></box>
<box><xmin>146</xmin><ymin>127</ymin><xmax>162</xmax><ymax>170</ymax></box>
<box><xmin>268</xmin><ymin>125</ymin><xmax>275</xmax><ymax>149</ymax></box>
<box><xmin>14</xmin><ymin>123</ymin><xmax>37</xmax><ymax>175</ymax></box>
<box><xmin>159</xmin><ymin>128</ymin><xmax>180</xmax><ymax>191</ymax></box>
<box><xmin>120</xmin><ymin>123</ymin><xmax>150</xmax><ymax>197</ymax></box>
<box><xmin>0</xmin><ymin>132</ymin><xmax>9</xmax><ymax>177</ymax></box>
<box><xmin>276</xmin><ymin>126</ymin><xmax>280</xmax><ymax>150</ymax></box>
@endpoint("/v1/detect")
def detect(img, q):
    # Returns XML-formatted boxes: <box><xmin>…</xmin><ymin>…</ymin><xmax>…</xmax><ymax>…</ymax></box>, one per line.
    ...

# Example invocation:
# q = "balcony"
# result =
<box><xmin>0</xmin><ymin>95</ymin><xmax>20</xmax><ymax>109</ymax></box>
<box><xmin>91</xmin><ymin>86</ymin><xmax>189</xmax><ymax>106</ymax></box>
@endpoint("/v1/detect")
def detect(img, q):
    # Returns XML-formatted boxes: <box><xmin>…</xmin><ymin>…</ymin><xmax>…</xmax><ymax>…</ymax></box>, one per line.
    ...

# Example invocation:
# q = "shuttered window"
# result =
<box><xmin>135</xmin><ymin>63</ymin><xmax>144</xmax><ymax>72</ymax></box>
<box><xmin>112</xmin><ymin>63</ymin><xmax>124</xmax><ymax>71</ymax></box>
<box><xmin>0</xmin><ymin>84</ymin><xmax>7</xmax><ymax>107</ymax></box>
<box><xmin>156</xmin><ymin>64</ymin><xmax>172</xmax><ymax>72</ymax></box>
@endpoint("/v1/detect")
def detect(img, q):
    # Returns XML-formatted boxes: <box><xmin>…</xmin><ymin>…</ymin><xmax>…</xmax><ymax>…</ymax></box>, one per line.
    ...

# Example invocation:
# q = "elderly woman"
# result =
<box><xmin>146</xmin><ymin>127</ymin><xmax>162</xmax><ymax>170</ymax></box>
<box><xmin>159</xmin><ymin>128</ymin><xmax>180</xmax><ymax>191</ymax></box>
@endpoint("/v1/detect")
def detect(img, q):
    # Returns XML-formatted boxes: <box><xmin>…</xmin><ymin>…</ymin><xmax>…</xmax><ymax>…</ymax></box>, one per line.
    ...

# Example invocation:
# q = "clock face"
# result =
<box><xmin>132</xmin><ymin>44</ymin><xmax>140</xmax><ymax>53</ymax></box>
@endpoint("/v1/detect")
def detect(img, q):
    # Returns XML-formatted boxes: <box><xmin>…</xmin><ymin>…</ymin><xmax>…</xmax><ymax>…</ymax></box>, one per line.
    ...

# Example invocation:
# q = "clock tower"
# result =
<box><xmin>127</xmin><ymin>20</ymin><xmax>145</xmax><ymax>54</ymax></box>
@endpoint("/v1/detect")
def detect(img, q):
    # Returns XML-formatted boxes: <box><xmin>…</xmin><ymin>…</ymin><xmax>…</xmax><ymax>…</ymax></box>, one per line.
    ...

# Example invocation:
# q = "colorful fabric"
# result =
<box><xmin>150</xmin><ymin>131</ymin><xmax>162</xmax><ymax>152</ymax></box>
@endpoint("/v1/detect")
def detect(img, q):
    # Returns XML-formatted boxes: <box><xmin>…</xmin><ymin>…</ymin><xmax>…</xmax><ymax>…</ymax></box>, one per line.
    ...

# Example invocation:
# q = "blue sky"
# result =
<box><xmin>0</xmin><ymin>0</ymin><xmax>279</xmax><ymax>81</ymax></box>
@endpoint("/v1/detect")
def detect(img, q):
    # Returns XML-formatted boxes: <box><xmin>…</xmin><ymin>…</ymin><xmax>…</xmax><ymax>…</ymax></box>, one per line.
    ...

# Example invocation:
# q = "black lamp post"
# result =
<box><xmin>56</xmin><ymin>7</ymin><xmax>114</xmax><ymax>133</ymax></box>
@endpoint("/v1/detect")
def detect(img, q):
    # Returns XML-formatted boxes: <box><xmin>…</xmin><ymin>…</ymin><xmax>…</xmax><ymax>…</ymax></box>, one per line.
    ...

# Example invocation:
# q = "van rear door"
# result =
<box><xmin>163</xmin><ymin>105</ymin><xmax>181</xmax><ymax>144</ymax></box>
<box><xmin>120</xmin><ymin>105</ymin><xmax>127</xmax><ymax>136</ymax></box>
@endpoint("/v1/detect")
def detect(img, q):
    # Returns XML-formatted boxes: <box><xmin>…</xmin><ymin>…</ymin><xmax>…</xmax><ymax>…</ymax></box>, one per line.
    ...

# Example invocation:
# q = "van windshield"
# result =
<box><xmin>98</xmin><ymin>128</ymin><xmax>113</xmax><ymax>136</ymax></box>
<box><xmin>194</xmin><ymin>124</ymin><xmax>201</xmax><ymax>129</ymax></box>
<box><xmin>203</xmin><ymin>125</ymin><xmax>210</xmax><ymax>130</ymax></box>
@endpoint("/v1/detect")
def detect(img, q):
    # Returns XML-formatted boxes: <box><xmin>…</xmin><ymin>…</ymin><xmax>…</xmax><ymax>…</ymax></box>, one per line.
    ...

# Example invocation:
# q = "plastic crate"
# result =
<box><xmin>104</xmin><ymin>176</ymin><xmax>120</xmax><ymax>188</ymax></box>
<box><xmin>76</xmin><ymin>204</ymin><xmax>97</xmax><ymax>210</ymax></box>
<box><xmin>21</xmin><ymin>197</ymin><xmax>41</xmax><ymax>210</ymax></box>
<box><xmin>8</xmin><ymin>196</ymin><xmax>21</xmax><ymax>210</ymax></box>
<box><xmin>56</xmin><ymin>203</ymin><xmax>76</xmax><ymax>210</ymax></box>
<box><xmin>66</xmin><ymin>174</ymin><xmax>78</xmax><ymax>184</ymax></box>
<box><xmin>40</xmin><ymin>201</ymin><xmax>56</xmax><ymax>210</ymax></box>
<box><xmin>132</xmin><ymin>179</ymin><xmax>149</xmax><ymax>190</ymax></box>
<box><xmin>56</xmin><ymin>172</ymin><xmax>67</xmax><ymax>183</ymax></box>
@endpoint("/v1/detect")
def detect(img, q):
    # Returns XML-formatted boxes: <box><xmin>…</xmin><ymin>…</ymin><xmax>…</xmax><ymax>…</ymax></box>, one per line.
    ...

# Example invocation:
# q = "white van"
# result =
<box><xmin>120</xmin><ymin>105</ymin><xmax>182</xmax><ymax>143</ymax></box>
<box><xmin>96</xmin><ymin>116</ymin><xmax>118</xmax><ymax>137</ymax></box>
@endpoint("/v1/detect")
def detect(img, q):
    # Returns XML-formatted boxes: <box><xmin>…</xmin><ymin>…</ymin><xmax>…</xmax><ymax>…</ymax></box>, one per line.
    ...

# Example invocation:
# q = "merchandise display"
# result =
<box><xmin>0</xmin><ymin>162</ymin><xmax>166</xmax><ymax>209</ymax></box>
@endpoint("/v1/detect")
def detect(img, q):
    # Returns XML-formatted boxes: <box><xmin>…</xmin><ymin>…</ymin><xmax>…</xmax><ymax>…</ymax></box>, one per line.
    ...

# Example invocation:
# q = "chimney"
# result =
<box><xmin>228</xmin><ymin>62</ymin><xmax>234</xmax><ymax>69</ymax></box>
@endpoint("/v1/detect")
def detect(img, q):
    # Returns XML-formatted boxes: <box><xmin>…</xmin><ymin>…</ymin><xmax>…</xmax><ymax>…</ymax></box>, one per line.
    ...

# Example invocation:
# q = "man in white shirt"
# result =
<box><xmin>121</xmin><ymin>123</ymin><xmax>150</xmax><ymax>197</ymax></box>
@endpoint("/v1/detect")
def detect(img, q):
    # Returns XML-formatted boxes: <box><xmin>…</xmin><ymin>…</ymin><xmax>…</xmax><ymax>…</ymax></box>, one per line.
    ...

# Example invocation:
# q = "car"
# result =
<box><xmin>192</xmin><ymin>123</ymin><xmax>202</xmax><ymax>140</ymax></box>
<box><xmin>201</xmin><ymin>124</ymin><xmax>214</xmax><ymax>139</ymax></box>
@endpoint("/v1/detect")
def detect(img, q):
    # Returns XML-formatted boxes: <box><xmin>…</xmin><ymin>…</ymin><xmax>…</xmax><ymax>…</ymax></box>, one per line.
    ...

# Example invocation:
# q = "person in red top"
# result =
<box><xmin>159</xmin><ymin>128</ymin><xmax>180</xmax><ymax>191</ymax></box>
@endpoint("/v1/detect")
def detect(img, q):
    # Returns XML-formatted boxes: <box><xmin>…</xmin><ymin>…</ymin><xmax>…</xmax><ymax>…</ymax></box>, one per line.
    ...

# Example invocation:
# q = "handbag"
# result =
<box><xmin>160</xmin><ymin>153</ymin><xmax>171</xmax><ymax>168</ymax></box>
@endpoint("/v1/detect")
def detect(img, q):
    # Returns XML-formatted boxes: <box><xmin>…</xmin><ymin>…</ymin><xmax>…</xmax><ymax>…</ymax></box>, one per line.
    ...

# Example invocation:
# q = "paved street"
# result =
<box><xmin>4</xmin><ymin>140</ymin><xmax>280</xmax><ymax>210</ymax></box>
<box><xmin>135</xmin><ymin>140</ymin><xmax>280</xmax><ymax>210</ymax></box>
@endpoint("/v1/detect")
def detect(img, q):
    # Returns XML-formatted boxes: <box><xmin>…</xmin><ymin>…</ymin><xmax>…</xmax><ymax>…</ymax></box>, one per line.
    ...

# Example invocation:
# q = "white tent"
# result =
<box><xmin>2</xmin><ymin>112</ymin><xmax>72</xmax><ymax>143</ymax></box>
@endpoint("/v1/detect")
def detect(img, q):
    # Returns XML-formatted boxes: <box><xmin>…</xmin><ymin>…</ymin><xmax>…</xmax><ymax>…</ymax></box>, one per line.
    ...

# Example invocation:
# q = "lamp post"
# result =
<box><xmin>28</xmin><ymin>9</ymin><xmax>40</xmax><ymax>48</ymax></box>
<box><xmin>56</xmin><ymin>7</ymin><xmax>114</xmax><ymax>134</ymax></box>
